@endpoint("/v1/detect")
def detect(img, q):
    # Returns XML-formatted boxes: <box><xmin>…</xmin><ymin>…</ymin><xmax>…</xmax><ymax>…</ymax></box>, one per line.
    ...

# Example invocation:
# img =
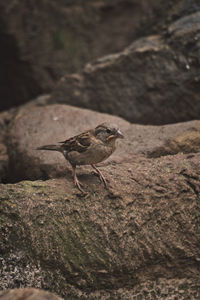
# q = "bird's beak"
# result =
<box><xmin>117</xmin><ymin>129</ymin><xmax>124</xmax><ymax>139</ymax></box>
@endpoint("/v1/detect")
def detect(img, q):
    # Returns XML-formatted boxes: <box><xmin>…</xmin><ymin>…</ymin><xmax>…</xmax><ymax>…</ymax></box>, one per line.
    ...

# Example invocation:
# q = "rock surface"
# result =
<box><xmin>0</xmin><ymin>0</ymin><xmax>178</xmax><ymax>111</ymax></box>
<box><xmin>1</xmin><ymin>152</ymin><xmax>200</xmax><ymax>298</ymax></box>
<box><xmin>0</xmin><ymin>0</ymin><xmax>200</xmax><ymax>113</ymax></box>
<box><xmin>0</xmin><ymin>109</ymin><xmax>15</xmax><ymax>182</ymax></box>
<box><xmin>0</xmin><ymin>288</ymin><xmax>63</xmax><ymax>300</ymax></box>
<box><xmin>1</xmin><ymin>2</ymin><xmax>200</xmax><ymax>298</ymax></box>
<box><xmin>0</xmin><ymin>103</ymin><xmax>200</xmax><ymax>298</ymax></box>
<box><xmin>5</xmin><ymin>104</ymin><xmax>129</xmax><ymax>182</ymax></box>
<box><xmin>5</xmin><ymin>103</ymin><xmax>200</xmax><ymax>183</ymax></box>
<box><xmin>51</xmin><ymin>12</ymin><xmax>200</xmax><ymax>125</ymax></box>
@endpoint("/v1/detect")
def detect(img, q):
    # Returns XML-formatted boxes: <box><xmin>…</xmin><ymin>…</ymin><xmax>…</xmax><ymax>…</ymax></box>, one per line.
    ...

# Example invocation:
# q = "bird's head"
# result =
<box><xmin>94</xmin><ymin>122</ymin><xmax>124</xmax><ymax>143</ymax></box>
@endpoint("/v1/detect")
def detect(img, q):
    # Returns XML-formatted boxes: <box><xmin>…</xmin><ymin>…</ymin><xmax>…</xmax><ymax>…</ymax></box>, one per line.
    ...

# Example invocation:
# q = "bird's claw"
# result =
<box><xmin>74</xmin><ymin>176</ymin><xmax>87</xmax><ymax>194</ymax></box>
<box><xmin>91</xmin><ymin>164</ymin><xmax>108</xmax><ymax>188</ymax></box>
<box><xmin>98</xmin><ymin>173</ymin><xmax>107</xmax><ymax>188</ymax></box>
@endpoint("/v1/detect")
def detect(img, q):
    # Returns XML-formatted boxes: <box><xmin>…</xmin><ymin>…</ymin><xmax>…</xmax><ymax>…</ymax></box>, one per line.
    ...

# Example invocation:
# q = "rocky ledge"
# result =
<box><xmin>0</xmin><ymin>104</ymin><xmax>200</xmax><ymax>299</ymax></box>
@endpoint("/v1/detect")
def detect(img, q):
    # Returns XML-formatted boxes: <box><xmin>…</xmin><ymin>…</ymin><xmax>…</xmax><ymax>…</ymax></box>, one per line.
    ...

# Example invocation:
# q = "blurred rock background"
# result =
<box><xmin>0</xmin><ymin>0</ymin><xmax>200</xmax><ymax>124</ymax></box>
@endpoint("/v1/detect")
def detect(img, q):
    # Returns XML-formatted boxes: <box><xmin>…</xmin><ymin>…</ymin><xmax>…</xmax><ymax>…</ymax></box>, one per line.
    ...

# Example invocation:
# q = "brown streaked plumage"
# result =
<box><xmin>36</xmin><ymin>122</ymin><xmax>124</xmax><ymax>193</ymax></box>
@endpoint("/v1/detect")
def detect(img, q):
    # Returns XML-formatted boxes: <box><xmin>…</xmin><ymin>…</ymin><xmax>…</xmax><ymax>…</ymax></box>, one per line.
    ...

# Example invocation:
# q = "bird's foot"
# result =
<box><xmin>74</xmin><ymin>175</ymin><xmax>87</xmax><ymax>194</ymax></box>
<box><xmin>91</xmin><ymin>164</ymin><xmax>108</xmax><ymax>189</ymax></box>
<box><xmin>98</xmin><ymin>172</ymin><xmax>107</xmax><ymax>188</ymax></box>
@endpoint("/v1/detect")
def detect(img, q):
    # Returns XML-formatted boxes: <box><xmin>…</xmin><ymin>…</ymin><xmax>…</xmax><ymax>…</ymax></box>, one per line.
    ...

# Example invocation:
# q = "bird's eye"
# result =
<box><xmin>106</xmin><ymin>128</ymin><xmax>111</xmax><ymax>134</ymax></box>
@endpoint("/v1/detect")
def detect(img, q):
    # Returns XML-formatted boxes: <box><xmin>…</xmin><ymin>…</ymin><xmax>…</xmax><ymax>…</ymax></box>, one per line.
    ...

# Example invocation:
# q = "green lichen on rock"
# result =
<box><xmin>1</xmin><ymin>151</ymin><xmax>200</xmax><ymax>297</ymax></box>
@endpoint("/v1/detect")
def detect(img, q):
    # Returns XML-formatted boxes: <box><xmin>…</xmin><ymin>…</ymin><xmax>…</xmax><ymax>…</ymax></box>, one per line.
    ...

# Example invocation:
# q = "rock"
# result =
<box><xmin>0</xmin><ymin>109</ymin><xmax>16</xmax><ymax>182</ymax></box>
<box><xmin>2</xmin><ymin>102</ymin><xmax>200</xmax><ymax>298</ymax></box>
<box><xmin>0</xmin><ymin>0</ymin><xmax>200</xmax><ymax>112</ymax></box>
<box><xmin>0</xmin><ymin>0</ymin><xmax>171</xmax><ymax>111</ymax></box>
<box><xmin>6</xmin><ymin>104</ymin><xmax>129</xmax><ymax>182</ymax></box>
<box><xmin>135</xmin><ymin>120</ymin><xmax>200</xmax><ymax>158</ymax></box>
<box><xmin>5</xmin><ymin>103</ymin><xmax>200</xmax><ymax>182</ymax></box>
<box><xmin>0</xmin><ymin>152</ymin><xmax>200</xmax><ymax>298</ymax></box>
<box><xmin>0</xmin><ymin>288</ymin><xmax>63</xmax><ymax>300</ymax></box>
<box><xmin>84</xmin><ymin>278</ymin><xmax>200</xmax><ymax>298</ymax></box>
<box><xmin>0</xmin><ymin>143</ymin><xmax>8</xmax><ymax>183</ymax></box>
<box><xmin>51</xmin><ymin>12</ymin><xmax>200</xmax><ymax>125</ymax></box>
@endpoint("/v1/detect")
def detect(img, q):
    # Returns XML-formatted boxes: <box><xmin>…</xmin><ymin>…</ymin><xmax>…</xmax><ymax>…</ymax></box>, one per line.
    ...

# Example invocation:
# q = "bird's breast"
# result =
<box><xmin>67</xmin><ymin>142</ymin><xmax>115</xmax><ymax>166</ymax></box>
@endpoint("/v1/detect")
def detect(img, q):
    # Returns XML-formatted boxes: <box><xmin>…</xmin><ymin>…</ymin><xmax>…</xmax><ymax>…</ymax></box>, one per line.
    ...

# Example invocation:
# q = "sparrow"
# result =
<box><xmin>36</xmin><ymin>122</ymin><xmax>124</xmax><ymax>192</ymax></box>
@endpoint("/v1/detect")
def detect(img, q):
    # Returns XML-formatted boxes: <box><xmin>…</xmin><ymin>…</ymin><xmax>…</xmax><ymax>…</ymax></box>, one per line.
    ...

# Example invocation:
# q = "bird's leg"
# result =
<box><xmin>71</xmin><ymin>165</ymin><xmax>85</xmax><ymax>193</ymax></box>
<box><xmin>91</xmin><ymin>164</ymin><xmax>107</xmax><ymax>188</ymax></box>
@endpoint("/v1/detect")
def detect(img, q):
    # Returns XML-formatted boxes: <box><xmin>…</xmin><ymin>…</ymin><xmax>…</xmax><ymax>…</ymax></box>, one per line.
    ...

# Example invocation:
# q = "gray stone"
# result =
<box><xmin>51</xmin><ymin>12</ymin><xmax>200</xmax><ymax>125</ymax></box>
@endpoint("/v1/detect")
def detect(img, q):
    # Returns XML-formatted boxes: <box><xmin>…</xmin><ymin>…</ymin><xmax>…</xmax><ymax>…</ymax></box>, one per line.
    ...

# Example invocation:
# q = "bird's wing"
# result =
<box><xmin>60</xmin><ymin>131</ymin><xmax>92</xmax><ymax>153</ymax></box>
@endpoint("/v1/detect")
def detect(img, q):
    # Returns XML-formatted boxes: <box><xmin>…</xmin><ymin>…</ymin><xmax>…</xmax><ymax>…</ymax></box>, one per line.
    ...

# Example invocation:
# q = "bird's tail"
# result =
<box><xmin>36</xmin><ymin>144</ymin><xmax>62</xmax><ymax>152</ymax></box>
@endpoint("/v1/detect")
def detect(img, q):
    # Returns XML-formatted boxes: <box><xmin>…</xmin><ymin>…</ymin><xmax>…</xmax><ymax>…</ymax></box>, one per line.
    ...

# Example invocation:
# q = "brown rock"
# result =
<box><xmin>2</xmin><ymin>103</ymin><xmax>200</xmax><ymax>297</ymax></box>
<box><xmin>5</xmin><ymin>103</ymin><xmax>200</xmax><ymax>182</ymax></box>
<box><xmin>6</xmin><ymin>104</ymin><xmax>129</xmax><ymax>182</ymax></box>
<box><xmin>0</xmin><ymin>288</ymin><xmax>63</xmax><ymax>300</ymax></box>
<box><xmin>51</xmin><ymin>12</ymin><xmax>200</xmax><ymax>125</ymax></box>
<box><xmin>0</xmin><ymin>0</ymin><xmax>174</xmax><ymax>111</ymax></box>
<box><xmin>0</xmin><ymin>0</ymin><xmax>200</xmax><ymax>112</ymax></box>
<box><xmin>0</xmin><ymin>143</ymin><xmax>8</xmax><ymax>182</ymax></box>
<box><xmin>0</xmin><ymin>110</ymin><xmax>15</xmax><ymax>182</ymax></box>
<box><xmin>0</xmin><ymin>153</ymin><xmax>200</xmax><ymax>297</ymax></box>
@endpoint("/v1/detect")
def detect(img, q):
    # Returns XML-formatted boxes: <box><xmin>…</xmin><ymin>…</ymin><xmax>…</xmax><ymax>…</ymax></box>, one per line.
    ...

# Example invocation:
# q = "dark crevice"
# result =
<box><xmin>0</xmin><ymin>18</ymin><xmax>42</xmax><ymax>112</ymax></box>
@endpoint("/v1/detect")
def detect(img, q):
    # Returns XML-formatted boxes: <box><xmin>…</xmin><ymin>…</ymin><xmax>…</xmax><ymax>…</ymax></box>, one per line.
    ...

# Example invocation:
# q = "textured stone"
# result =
<box><xmin>1</xmin><ymin>0</ymin><xmax>186</xmax><ymax>111</ymax></box>
<box><xmin>1</xmin><ymin>103</ymin><xmax>200</xmax><ymax>298</ymax></box>
<box><xmin>6</xmin><ymin>104</ymin><xmax>129</xmax><ymax>182</ymax></box>
<box><xmin>1</xmin><ymin>0</ymin><xmax>200</xmax><ymax>112</ymax></box>
<box><xmin>0</xmin><ymin>109</ymin><xmax>15</xmax><ymax>182</ymax></box>
<box><xmin>0</xmin><ymin>153</ymin><xmax>200</xmax><ymax>297</ymax></box>
<box><xmin>5</xmin><ymin>103</ymin><xmax>200</xmax><ymax>182</ymax></box>
<box><xmin>0</xmin><ymin>288</ymin><xmax>63</xmax><ymax>300</ymax></box>
<box><xmin>51</xmin><ymin>12</ymin><xmax>200</xmax><ymax>125</ymax></box>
